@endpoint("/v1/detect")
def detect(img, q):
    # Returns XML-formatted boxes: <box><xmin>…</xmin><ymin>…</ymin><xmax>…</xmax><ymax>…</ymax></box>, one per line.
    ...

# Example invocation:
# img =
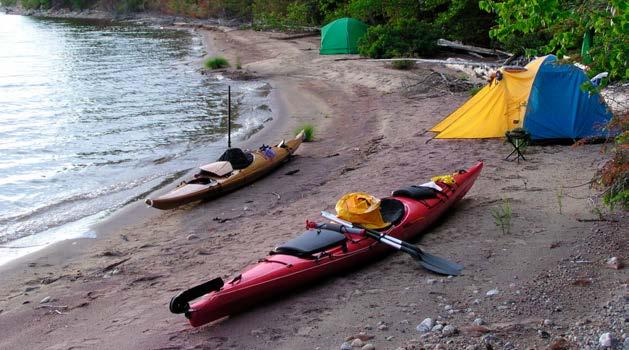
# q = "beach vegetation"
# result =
<box><xmin>358</xmin><ymin>18</ymin><xmax>441</xmax><ymax>59</ymax></box>
<box><xmin>0</xmin><ymin>0</ymin><xmax>18</xmax><ymax>6</ymax></box>
<box><xmin>491</xmin><ymin>198</ymin><xmax>512</xmax><ymax>234</ymax></box>
<box><xmin>391</xmin><ymin>59</ymin><xmax>415</xmax><ymax>70</ymax></box>
<box><xmin>204</xmin><ymin>56</ymin><xmax>230</xmax><ymax>70</ymax></box>
<box><xmin>19</xmin><ymin>0</ymin><xmax>49</xmax><ymax>9</ymax></box>
<box><xmin>296</xmin><ymin>123</ymin><xmax>315</xmax><ymax>142</ymax></box>
<box><xmin>468</xmin><ymin>86</ymin><xmax>482</xmax><ymax>96</ymax></box>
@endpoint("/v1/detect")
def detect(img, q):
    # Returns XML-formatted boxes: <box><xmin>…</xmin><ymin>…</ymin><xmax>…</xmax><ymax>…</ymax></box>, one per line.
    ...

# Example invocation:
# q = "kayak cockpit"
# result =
<box><xmin>273</xmin><ymin>229</ymin><xmax>347</xmax><ymax>258</ymax></box>
<box><xmin>379</xmin><ymin>198</ymin><xmax>405</xmax><ymax>228</ymax></box>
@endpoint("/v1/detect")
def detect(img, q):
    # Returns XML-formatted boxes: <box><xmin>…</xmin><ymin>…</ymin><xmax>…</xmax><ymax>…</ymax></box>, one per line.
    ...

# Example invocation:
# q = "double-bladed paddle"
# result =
<box><xmin>319</xmin><ymin>211</ymin><xmax>463</xmax><ymax>276</ymax></box>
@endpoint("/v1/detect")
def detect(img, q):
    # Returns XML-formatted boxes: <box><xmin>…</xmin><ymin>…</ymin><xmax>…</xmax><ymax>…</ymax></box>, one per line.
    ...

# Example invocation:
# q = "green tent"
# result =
<box><xmin>320</xmin><ymin>18</ymin><xmax>368</xmax><ymax>55</ymax></box>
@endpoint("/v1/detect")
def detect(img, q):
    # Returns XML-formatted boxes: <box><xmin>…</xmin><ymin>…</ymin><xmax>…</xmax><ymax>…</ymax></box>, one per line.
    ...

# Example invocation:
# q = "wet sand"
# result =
<box><xmin>0</xmin><ymin>25</ymin><xmax>626</xmax><ymax>350</ymax></box>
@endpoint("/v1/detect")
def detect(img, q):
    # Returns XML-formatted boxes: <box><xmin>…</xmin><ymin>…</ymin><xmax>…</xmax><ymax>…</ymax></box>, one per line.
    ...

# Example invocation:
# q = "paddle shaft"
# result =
<box><xmin>320</xmin><ymin>211</ymin><xmax>416</xmax><ymax>253</ymax></box>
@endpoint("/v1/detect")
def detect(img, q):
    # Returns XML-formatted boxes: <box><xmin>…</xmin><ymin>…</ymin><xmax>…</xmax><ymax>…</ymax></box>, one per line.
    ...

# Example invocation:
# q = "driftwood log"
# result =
<box><xmin>437</xmin><ymin>38</ymin><xmax>512</xmax><ymax>58</ymax></box>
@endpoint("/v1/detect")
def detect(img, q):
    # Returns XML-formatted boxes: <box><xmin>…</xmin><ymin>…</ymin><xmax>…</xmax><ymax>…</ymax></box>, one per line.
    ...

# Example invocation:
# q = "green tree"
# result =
<box><xmin>479</xmin><ymin>0</ymin><xmax>628</xmax><ymax>79</ymax></box>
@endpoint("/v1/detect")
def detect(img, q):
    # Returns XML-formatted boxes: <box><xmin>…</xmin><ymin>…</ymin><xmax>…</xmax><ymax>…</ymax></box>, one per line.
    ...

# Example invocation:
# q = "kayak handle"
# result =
<box><xmin>169</xmin><ymin>277</ymin><xmax>224</xmax><ymax>315</ymax></box>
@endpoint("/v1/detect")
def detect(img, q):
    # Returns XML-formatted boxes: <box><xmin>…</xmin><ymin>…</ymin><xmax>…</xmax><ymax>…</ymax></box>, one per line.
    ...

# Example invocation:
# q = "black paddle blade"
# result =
<box><xmin>418</xmin><ymin>250</ymin><xmax>464</xmax><ymax>274</ymax></box>
<box><xmin>407</xmin><ymin>249</ymin><xmax>462</xmax><ymax>276</ymax></box>
<box><xmin>418</xmin><ymin>259</ymin><xmax>461</xmax><ymax>276</ymax></box>
<box><xmin>169</xmin><ymin>277</ymin><xmax>224</xmax><ymax>314</ymax></box>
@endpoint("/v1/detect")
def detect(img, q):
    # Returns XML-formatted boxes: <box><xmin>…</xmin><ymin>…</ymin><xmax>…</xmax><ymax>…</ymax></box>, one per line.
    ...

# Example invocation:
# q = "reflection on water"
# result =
<box><xmin>0</xmin><ymin>14</ymin><xmax>271</xmax><ymax>262</ymax></box>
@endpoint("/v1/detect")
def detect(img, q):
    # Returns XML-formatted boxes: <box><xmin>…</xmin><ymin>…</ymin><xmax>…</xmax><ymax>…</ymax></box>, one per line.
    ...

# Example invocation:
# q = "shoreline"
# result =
<box><xmin>1</xmin><ymin>11</ymin><xmax>626</xmax><ymax>350</ymax></box>
<box><xmin>0</xmin><ymin>14</ymin><xmax>283</xmax><ymax>269</ymax></box>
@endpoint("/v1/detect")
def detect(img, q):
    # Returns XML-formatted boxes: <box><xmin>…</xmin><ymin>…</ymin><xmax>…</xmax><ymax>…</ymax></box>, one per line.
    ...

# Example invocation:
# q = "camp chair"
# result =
<box><xmin>505</xmin><ymin>128</ymin><xmax>531</xmax><ymax>163</ymax></box>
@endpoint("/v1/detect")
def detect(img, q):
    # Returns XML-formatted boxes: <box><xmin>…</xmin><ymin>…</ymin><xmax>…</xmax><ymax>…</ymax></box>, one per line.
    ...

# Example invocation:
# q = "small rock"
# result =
<box><xmin>416</xmin><ymin>318</ymin><xmax>434</xmax><ymax>333</ymax></box>
<box><xmin>433</xmin><ymin>344</ymin><xmax>447</xmax><ymax>350</ymax></box>
<box><xmin>340</xmin><ymin>342</ymin><xmax>352</xmax><ymax>350</ymax></box>
<box><xmin>354</xmin><ymin>333</ymin><xmax>375</xmax><ymax>341</ymax></box>
<box><xmin>400</xmin><ymin>319</ymin><xmax>409</xmax><ymax>325</ymax></box>
<box><xmin>361</xmin><ymin>344</ymin><xmax>375</xmax><ymax>350</ymax></box>
<box><xmin>426</xmin><ymin>278</ymin><xmax>437</xmax><ymax>285</ymax></box>
<box><xmin>472</xmin><ymin>318</ymin><xmax>484</xmax><ymax>326</ymax></box>
<box><xmin>599</xmin><ymin>332</ymin><xmax>613</xmax><ymax>348</ymax></box>
<box><xmin>538</xmin><ymin>330</ymin><xmax>550</xmax><ymax>339</ymax></box>
<box><xmin>243</xmin><ymin>206</ymin><xmax>250</xmax><ymax>211</ymax></box>
<box><xmin>351</xmin><ymin>338</ymin><xmax>364</xmax><ymax>347</ymax></box>
<box><xmin>40</xmin><ymin>296</ymin><xmax>52</xmax><ymax>304</ymax></box>
<box><xmin>485</xmin><ymin>289</ymin><xmax>499</xmax><ymax>297</ymax></box>
<box><xmin>186</xmin><ymin>234</ymin><xmax>199</xmax><ymax>240</ymax></box>
<box><xmin>607</xmin><ymin>257</ymin><xmax>624</xmax><ymax>270</ymax></box>
<box><xmin>473</xmin><ymin>299</ymin><xmax>481</xmax><ymax>305</ymax></box>
<box><xmin>251</xmin><ymin>328</ymin><xmax>264</xmax><ymax>336</ymax></box>
<box><xmin>385</xmin><ymin>336</ymin><xmax>394</xmax><ymax>341</ymax></box>
<box><xmin>377</xmin><ymin>324</ymin><xmax>388</xmax><ymax>331</ymax></box>
<box><xmin>431</xmin><ymin>324</ymin><xmax>443</xmax><ymax>333</ymax></box>
<box><xmin>543</xmin><ymin>319</ymin><xmax>553</xmax><ymax>326</ymax></box>
<box><xmin>444</xmin><ymin>305</ymin><xmax>452</xmax><ymax>311</ymax></box>
<box><xmin>442</xmin><ymin>325</ymin><xmax>457</xmax><ymax>336</ymax></box>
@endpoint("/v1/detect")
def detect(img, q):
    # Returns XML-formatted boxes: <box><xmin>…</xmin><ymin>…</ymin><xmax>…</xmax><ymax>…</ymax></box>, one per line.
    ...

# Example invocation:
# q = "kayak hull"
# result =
<box><xmin>181</xmin><ymin>162</ymin><xmax>483</xmax><ymax>327</ymax></box>
<box><xmin>146</xmin><ymin>132</ymin><xmax>304</xmax><ymax>210</ymax></box>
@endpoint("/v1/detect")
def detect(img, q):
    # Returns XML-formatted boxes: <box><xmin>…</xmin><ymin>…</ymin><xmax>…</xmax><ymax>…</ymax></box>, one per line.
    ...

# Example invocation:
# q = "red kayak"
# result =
<box><xmin>170</xmin><ymin>162</ymin><xmax>483</xmax><ymax>327</ymax></box>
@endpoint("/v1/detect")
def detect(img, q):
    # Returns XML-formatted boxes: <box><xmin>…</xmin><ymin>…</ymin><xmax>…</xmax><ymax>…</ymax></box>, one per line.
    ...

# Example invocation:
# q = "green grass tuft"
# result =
<box><xmin>204</xmin><ymin>56</ymin><xmax>230</xmax><ymax>70</ymax></box>
<box><xmin>296</xmin><ymin>123</ymin><xmax>315</xmax><ymax>142</ymax></box>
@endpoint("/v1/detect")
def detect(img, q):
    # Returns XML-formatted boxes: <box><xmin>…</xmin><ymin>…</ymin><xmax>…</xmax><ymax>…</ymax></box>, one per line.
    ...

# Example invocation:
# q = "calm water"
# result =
<box><xmin>0</xmin><ymin>14</ymin><xmax>271</xmax><ymax>264</ymax></box>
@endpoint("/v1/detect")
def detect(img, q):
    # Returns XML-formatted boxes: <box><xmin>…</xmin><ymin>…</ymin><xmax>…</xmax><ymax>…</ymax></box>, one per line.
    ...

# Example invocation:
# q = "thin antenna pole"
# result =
<box><xmin>227</xmin><ymin>85</ymin><xmax>231</xmax><ymax>149</ymax></box>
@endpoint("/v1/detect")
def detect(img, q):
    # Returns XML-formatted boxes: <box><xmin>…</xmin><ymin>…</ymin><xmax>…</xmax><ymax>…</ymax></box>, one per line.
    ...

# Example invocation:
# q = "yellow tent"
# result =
<box><xmin>430</xmin><ymin>56</ymin><xmax>547</xmax><ymax>138</ymax></box>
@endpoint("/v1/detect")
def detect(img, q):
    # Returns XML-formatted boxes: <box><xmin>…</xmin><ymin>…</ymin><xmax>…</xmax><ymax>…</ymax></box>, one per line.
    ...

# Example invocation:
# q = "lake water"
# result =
<box><xmin>0</xmin><ymin>13</ymin><xmax>271</xmax><ymax>265</ymax></box>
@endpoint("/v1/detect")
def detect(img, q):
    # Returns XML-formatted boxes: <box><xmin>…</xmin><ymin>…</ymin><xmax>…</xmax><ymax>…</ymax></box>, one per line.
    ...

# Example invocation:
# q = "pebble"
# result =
<box><xmin>426</xmin><ymin>278</ymin><xmax>437</xmax><ymax>284</ymax></box>
<box><xmin>543</xmin><ymin>319</ymin><xmax>553</xmax><ymax>326</ymax></box>
<box><xmin>431</xmin><ymin>324</ymin><xmax>443</xmax><ymax>333</ymax></box>
<box><xmin>442</xmin><ymin>325</ymin><xmax>457</xmax><ymax>336</ymax></box>
<box><xmin>416</xmin><ymin>318</ymin><xmax>434</xmax><ymax>333</ymax></box>
<box><xmin>599</xmin><ymin>332</ymin><xmax>613</xmax><ymax>348</ymax></box>
<box><xmin>472</xmin><ymin>318</ymin><xmax>484</xmax><ymax>326</ymax></box>
<box><xmin>40</xmin><ymin>296</ymin><xmax>51</xmax><ymax>304</ymax></box>
<box><xmin>361</xmin><ymin>344</ymin><xmax>375</xmax><ymax>350</ymax></box>
<box><xmin>186</xmin><ymin>234</ymin><xmax>199</xmax><ymax>240</ymax></box>
<box><xmin>377</xmin><ymin>324</ymin><xmax>388</xmax><ymax>331</ymax></box>
<box><xmin>351</xmin><ymin>338</ymin><xmax>364</xmax><ymax>347</ymax></box>
<box><xmin>385</xmin><ymin>336</ymin><xmax>394</xmax><ymax>341</ymax></box>
<box><xmin>485</xmin><ymin>289</ymin><xmax>499</xmax><ymax>297</ymax></box>
<box><xmin>340</xmin><ymin>342</ymin><xmax>352</xmax><ymax>350</ymax></box>
<box><xmin>444</xmin><ymin>305</ymin><xmax>452</xmax><ymax>311</ymax></box>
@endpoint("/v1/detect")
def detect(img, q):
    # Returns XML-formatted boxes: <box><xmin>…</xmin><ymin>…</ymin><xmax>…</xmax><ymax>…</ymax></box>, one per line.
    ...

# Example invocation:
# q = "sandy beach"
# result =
<box><xmin>0</xmin><ymin>24</ymin><xmax>626</xmax><ymax>350</ymax></box>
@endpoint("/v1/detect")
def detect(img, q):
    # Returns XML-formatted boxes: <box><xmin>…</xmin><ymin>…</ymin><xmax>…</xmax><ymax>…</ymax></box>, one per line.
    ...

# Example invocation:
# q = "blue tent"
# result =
<box><xmin>523</xmin><ymin>56</ymin><xmax>612</xmax><ymax>140</ymax></box>
<box><xmin>431</xmin><ymin>55</ymin><xmax>613</xmax><ymax>141</ymax></box>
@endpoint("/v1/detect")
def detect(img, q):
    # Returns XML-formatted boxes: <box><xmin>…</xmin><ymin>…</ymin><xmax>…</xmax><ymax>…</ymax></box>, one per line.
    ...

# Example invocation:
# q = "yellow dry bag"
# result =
<box><xmin>335</xmin><ymin>192</ymin><xmax>389</xmax><ymax>230</ymax></box>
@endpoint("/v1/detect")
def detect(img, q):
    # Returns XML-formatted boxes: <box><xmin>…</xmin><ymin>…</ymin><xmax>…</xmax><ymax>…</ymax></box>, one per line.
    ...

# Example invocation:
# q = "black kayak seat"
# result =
<box><xmin>391</xmin><ymin>186</ymin><xmax>438</xmax><ymax>200</ymax></box>
<box><xmin>273</xmin><ymin>229</ymin><xmax>346</xmax><ymax>258</ymax></box>
<box><xmin>218</xmin><ymin>148</ymin><xmax>254</xmax><ymax>170</ymax></box>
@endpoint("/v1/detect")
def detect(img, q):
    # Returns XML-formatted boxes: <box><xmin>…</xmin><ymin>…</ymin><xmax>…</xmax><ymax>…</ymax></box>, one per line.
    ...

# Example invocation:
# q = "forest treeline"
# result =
<box><xmin>3</xmin><ymin>0</ymin><xmax>625</xmax><ymax>80</ymax></box>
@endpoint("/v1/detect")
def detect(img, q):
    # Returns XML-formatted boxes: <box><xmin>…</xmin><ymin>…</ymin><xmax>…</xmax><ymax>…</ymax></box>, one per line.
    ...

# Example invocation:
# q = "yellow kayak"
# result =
<box><xmin>145</xmin><ymin>131</ymin><xmax>304</xmax><ymax>210</ymax></box>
